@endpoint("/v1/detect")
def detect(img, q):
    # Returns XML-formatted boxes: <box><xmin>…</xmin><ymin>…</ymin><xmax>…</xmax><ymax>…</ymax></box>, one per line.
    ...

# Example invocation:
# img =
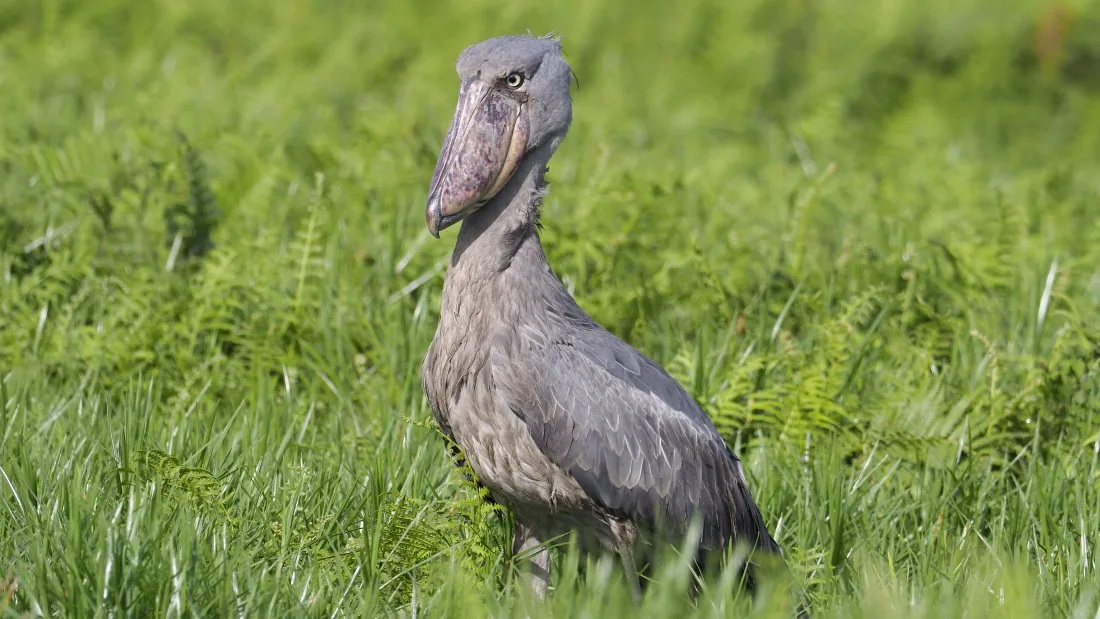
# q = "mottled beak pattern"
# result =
<box><xmin>425</xmin><ymin>78</ymin><xmax>530</xmax><ymax>237</ymax></box>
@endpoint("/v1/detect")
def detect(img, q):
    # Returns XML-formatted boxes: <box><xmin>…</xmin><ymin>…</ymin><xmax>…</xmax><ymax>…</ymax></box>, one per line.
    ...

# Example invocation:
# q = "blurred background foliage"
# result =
<box><xmin>1</xmin><ymin>0</ymin><xmax>1098</xmax><ymax>616</ymax></box>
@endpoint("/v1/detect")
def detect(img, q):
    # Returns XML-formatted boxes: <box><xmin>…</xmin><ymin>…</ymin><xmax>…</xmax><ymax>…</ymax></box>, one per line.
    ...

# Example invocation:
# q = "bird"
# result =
<box><xmin>420</xmin><ymin>34</ymin><xmax>783</xmax><ymax>602</ymax></box>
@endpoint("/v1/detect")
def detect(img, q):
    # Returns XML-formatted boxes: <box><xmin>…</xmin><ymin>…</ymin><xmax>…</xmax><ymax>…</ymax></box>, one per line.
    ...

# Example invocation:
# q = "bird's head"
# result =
<box><xmin>425</xmin><ymin>34</ymin><xmax>574</xmax><ymax>237</ymax></box>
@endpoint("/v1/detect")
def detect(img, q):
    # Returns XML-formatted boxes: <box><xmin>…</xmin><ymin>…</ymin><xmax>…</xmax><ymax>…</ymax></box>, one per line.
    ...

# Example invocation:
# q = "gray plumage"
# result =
<box><xmin>421</xmin><ymin>34</ymin><xmax>781</xmax><ymax>600</ymax></box>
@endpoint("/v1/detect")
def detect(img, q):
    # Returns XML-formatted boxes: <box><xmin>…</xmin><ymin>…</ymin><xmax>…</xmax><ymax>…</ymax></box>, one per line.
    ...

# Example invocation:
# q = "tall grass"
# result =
<box><xmin>1</xmin><ymin>0</ymin><xmax>1099</xmax><ymax>616</ymax></box>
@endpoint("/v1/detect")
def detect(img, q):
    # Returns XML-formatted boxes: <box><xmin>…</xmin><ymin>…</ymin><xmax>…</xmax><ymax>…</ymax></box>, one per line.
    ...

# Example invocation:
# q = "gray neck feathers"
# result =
<box><xmin>434</xmin><ymin>146</ymin><xmax>560</xmax><ymax>372</ymax></box>
<box><xmin>450</xmin><ymin>145</ymin><xmax>553</xmax><ymax>275</ymax></box>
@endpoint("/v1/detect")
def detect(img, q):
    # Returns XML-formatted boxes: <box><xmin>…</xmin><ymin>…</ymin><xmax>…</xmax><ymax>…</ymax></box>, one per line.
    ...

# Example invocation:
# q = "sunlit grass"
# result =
<box><xmin>1</xmin><ymin>0</ymin><xmax>1099</xmax><ymax>616</ymax></box>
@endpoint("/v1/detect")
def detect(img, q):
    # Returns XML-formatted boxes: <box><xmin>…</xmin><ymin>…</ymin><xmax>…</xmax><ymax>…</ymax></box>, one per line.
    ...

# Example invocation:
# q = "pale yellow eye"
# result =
<box><xmin>505</xmin><ymin>72</ymin><xmax>525</xmax><ymax>89</ymax></box>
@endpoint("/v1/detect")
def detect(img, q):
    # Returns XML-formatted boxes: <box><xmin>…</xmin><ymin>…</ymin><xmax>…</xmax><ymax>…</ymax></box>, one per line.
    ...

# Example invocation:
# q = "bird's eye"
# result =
<box><xmin>504</xmin><ymin>72</ymin><xmax>525</xmax><ymax>89</ymax></box>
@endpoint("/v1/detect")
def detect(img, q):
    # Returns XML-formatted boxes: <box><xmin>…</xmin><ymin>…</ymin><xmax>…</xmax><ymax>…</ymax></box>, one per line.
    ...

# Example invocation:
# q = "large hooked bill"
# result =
<box><xmin>425</xmin><ymin>78</ymin><xmax>529</xmax><ymax>237</ymax></box>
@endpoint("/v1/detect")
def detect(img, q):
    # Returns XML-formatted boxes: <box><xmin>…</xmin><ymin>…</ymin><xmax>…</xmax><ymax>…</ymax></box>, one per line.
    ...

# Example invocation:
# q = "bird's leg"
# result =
<box><xmin>617</xmin><ymin>541</ymin><xmax>644</xmax><ymax>606</ymax></box>
<box><xmin>512</xmin><ymin>520</ymin><xmax>551</xmax><ymax>600</ymax></box>
<box><xmin>610</xmin><ymin>519</ymin><xmax>643</xmax><ymax>605</ymax></box>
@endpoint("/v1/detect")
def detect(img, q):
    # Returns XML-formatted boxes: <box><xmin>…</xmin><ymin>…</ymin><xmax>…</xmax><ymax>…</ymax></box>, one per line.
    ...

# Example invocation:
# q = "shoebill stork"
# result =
<box><xmin>421</xmin><ymin>34</ymin><xmax>782</xmax><ymax>600</ymax></box>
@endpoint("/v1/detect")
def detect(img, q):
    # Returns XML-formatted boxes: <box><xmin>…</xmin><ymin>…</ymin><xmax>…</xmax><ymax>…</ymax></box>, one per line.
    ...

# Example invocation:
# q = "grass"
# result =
<box><xmin>2</xmin><ymin>0</ymin><xmax>1100</xmax><ymax>616</ymax></box>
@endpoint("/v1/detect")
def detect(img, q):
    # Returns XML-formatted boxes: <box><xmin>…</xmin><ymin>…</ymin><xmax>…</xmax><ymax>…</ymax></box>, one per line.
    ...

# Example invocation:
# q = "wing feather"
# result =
<box><xmin>501</xmin><ymin>321</ymin><xmax>778</xmax><ymax>554</ymax></box>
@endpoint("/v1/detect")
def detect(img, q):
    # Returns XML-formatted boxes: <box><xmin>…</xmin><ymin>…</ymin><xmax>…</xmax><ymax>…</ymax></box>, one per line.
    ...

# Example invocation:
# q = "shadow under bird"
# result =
<box><xmin>421</xmin><ymin>34</ymin><xmax>784</xmax><ymax>601</ymax></box>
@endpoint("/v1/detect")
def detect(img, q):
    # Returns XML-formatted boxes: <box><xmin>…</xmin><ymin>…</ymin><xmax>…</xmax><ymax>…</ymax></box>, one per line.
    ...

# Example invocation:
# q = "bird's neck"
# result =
<box><xmin>432</xmin><ymin>148</ymin><xmax>558</xmax><ymax>367</ymax></box>
<box><xmin>448</xmin><ymin>146</ymin><xmax>552</xmax><ymax>279</ymax></box>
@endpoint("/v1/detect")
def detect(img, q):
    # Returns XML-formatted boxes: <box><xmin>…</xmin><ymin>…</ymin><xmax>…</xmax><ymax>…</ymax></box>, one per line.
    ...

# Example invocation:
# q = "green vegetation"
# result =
<box><xmin>2</xmin><ymin>0</ymin><xmax>1099</xmax><ymax>616</ymax></box>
